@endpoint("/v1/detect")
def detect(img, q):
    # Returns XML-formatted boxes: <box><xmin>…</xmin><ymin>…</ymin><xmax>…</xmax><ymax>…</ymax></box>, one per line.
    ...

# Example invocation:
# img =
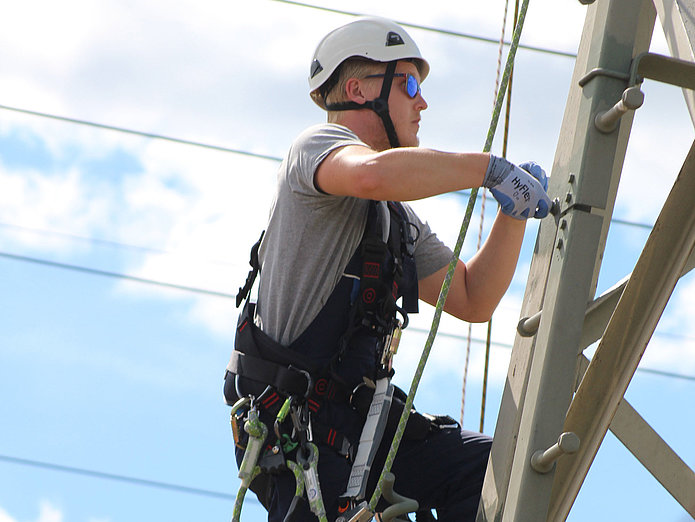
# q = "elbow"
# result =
<box><xmin>445</xmin><ymin>300</ymin><xmax>496</xmax><ymax>323</ymax></box>
<box><xmin>453</xmin><ymin>307</ymin><xmax>494</xmax><ymax>324</ymax></box>
<box><xmin>465</xmin><ymin>310</ymin><xmax>494</xmax><ymax>323</ymax></box>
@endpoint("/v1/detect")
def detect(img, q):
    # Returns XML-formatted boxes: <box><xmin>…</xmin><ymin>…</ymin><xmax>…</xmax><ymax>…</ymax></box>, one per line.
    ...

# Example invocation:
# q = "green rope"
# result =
<box><xmin>368</xmin><ymin>0</ymin><xmax>531</xmax><ymax>511</ymax></box>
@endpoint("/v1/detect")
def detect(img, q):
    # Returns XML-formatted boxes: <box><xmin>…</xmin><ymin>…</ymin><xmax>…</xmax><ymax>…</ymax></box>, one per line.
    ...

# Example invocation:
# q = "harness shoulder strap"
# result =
<box><xmin>236</xmin><ymin>230</ymin><xmax>265</xmax><ymax>307</ymax></box>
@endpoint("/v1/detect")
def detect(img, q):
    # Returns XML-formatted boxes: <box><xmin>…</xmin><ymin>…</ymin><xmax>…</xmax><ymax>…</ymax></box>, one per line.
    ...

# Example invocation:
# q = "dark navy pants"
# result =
<box><xmin>238</xmin><ymin>425</ymin><xmax>491</xmax><ymax>522</ymax></box>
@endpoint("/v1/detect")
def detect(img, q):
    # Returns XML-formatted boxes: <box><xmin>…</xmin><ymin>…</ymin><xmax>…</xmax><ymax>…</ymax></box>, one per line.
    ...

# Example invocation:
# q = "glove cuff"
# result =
<box><xmin>483</xmin><ymin>154</ymin><xmax>515</xmax><ymax>189</ymax></box>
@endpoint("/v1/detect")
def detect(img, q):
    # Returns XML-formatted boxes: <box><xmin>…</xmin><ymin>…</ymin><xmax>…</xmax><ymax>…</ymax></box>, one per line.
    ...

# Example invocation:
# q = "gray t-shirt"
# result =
<box><xmin>255</xmin><ymin>123</ymin><xmax>453</xmax><ymax>346</ymax></box>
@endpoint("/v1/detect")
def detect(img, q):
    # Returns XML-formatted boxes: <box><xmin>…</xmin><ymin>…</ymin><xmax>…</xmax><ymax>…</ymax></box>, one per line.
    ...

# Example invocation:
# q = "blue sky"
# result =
<box><xmin>1</xmin><ymin>1</ymin><xmax>694</xmax><ymax>521</ymax></box>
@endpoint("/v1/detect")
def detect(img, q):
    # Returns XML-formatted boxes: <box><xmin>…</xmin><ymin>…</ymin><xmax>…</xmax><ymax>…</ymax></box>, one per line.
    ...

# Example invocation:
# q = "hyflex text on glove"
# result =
<box><xmin>483</xmin><ymin>155</ymin><xmax>552</xmax><ymax>220</ymax></box>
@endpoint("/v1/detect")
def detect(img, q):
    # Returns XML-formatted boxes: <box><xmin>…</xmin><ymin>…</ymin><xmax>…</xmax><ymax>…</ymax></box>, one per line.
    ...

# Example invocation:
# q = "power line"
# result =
<box><xmin>269</xmin><ymin>0</ymin><xmax>578</xmax><ymax>59</ymax></box>
<box><xmin>0</xmin><ymin>250</ymin><xmax>237</xmax><ymax>299</ymax></box>
<box><xmin>0</xmin><ymin>105</ymin><xmax>657</xmax><ymax>234</ymax></box>
<box><xmin>0</xmin><ymin>104</ymin><xmax>283</xmax><ymax>163</ymax></box>
<box><xmin>0</xmin><ymin>221</ymin><xmax>239</xmax><ymax>267</ymax></box>
<box><xmin>6</xmin><ymin>247</ymin><xmax>694</xmax><ymax>347</ymax></box>
<box><xmin>2</xmin><ymin>248</ymin><xmax>694</xmax><ymax>385</ymax></box>
<box><xmin>5</xmin><ymin>247</ymin><xmax>693</xmax><ymax>349</ymax></box>
<box><xmin>450</xmin><ymin>191</ymin><xmax>654</xmax><ymax>231</ymax></box>
<box><xmin>407</xmin><ymin>327</ymin><xmax>695</xmax><ymax>383</ymax></box>
<box><xmin>0</xmin><ymin>454</ymin><xmax>244</xmax><ymax>503</ymax></box>
<box><xmin>636</xmin><ymin>367</ymin><xmax>695</xmax><ymax>382</ymax></box>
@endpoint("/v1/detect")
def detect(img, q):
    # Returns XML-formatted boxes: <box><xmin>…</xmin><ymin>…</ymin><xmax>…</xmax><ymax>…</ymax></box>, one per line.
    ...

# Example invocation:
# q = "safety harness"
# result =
<box><xmin>227</xmin><ymin>199</ymin><xmax>450</xmax><ymax>521</ymax></box>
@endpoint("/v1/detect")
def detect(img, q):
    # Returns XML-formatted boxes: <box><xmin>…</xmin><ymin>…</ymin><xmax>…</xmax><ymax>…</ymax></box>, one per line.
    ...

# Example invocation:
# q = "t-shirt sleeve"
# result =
<box><xmin>287</xmin><ymin>124</ymin><xmax>369</xmax><ymax>197</ymax></box>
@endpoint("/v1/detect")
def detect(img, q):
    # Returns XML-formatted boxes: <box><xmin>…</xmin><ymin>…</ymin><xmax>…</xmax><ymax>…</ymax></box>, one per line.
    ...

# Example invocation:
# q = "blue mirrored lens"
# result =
<box><xmin>406</xmin><ymin>75</ymin><xmax>420</xmax><ymax>98</ymax></box>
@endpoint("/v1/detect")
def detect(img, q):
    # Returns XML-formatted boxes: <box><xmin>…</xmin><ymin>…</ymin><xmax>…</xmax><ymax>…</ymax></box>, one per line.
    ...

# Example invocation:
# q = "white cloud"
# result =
<box><xmin>0</xmin><ymin>501</ymin><xmax>64</xmax><ymax>522</ymax></box>
<box><xmin>36</xmin><ymin>502</ymin><xmax>63</xmax><ymax>522</ymax></box>
<box><xmin>0</xmin><ymin>507</ymin><xmax>14</xmax><ymax>522</ymax></box>
<box><xmin>0</xmin><ymin>164</ymin><xmax>107</xmax><ymax>252</ymax></box>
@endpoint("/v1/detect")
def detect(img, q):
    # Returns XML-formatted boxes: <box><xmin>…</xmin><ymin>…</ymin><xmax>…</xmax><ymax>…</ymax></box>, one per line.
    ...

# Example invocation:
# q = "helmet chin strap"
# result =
<box><xmin>325</xmin><ymin>61</ymin><xmax>401</xmax><ymax>149</ymax></box>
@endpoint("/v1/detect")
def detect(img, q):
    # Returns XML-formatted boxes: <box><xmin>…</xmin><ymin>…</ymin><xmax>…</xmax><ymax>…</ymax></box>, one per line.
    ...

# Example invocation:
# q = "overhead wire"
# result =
<box><xmin>0</xmin><ymin>104</ymin><xmax>283</xmax><ymax>163</ymax></box>
<box><xmin>0</xmin><ymin>251</ymin><xmax>237</xmax><ymax>299</ymax></box>
<box><xmin>1</xmin><ymin>249</ymin><xmax>693</xmax><ymax>384</ymax></box>
<box><xmin>0</xmin><ymin>221</ymin><xmax>240</xmax><ymax>267</ymax></box>
<box><xmin>268</xmin><ymin>0</ymin><xmax>578</xmax><ymax>59</ymax></box>
<box><xmin>0</xmin><ymin>107</ymin><xmax>656</xmax><ymax>235</ymax></box>
<box><xmin>3</xmin><ymin>247</ymin><xmax>693</xmax><ymax>348</ymax></box>
<box><xmin>0</xmin><ymin>454</ymin><xmax>245</xmax><ymax>503</ymax></box>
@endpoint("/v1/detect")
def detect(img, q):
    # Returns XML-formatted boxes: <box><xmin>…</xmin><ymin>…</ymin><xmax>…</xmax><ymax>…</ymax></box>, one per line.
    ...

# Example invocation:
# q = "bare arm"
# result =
<box><xmin>315</xmin><ymin>144</ymin><xmax>490</xmax><ymax>201</ymax></box>
<box><xmin>317</xmin><ymin>142</ymin><xmax>529</xmax><ymax>322</ymax></box>
<box><xmin>418</xmin><ymin>211</ymin><xmax>526</xmax><ymax>323</ymax></box>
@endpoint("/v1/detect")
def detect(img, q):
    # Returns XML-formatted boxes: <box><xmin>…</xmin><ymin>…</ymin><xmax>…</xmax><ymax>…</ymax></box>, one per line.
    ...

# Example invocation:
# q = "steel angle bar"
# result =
<box><xmin>632</xmin><ymin>52</ymin><xmax>695</xmax><ymax>89</ymax></box>
<box><xmin>611</xmin><ymin>393</ymin><xmax>695</xmax><ymax>518</ymax></box>
<box><xmin>653</xmin><ymin>0</ymin><xmax>695</xmax><ymax>124</ymax></box>
<box><xmin>578</xmin><ymin>244</ymin><xmax>695</xmax><ymax>352</ymax></box>
<box><xmin>575</xmin><ymin>355</ymin><xmax>695</xmax><ymax>517</ymax></box>
<box><xmin>519</xmin><ymin>213</ymin><xmax>695</xmax><ymax>356</ymax></box>
<box><xmin>548</xmin><ymin>139</ymin><xmax>695</xmax><ymax>521</ymax></box>
<box><xmin>478</xmin><ymin>2</ymin><xmax>657</xmax><ymax>520</ymax></box>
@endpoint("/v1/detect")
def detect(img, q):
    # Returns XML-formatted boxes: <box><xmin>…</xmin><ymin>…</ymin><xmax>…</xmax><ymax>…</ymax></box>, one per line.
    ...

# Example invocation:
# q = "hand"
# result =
<box><xmin>483</xmin><ymin>156</ymin><xmax>551</xmax><ymax>220</ymax></box>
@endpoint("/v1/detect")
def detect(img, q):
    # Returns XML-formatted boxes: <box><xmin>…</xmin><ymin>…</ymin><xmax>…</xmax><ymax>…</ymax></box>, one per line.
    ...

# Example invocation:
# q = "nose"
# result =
<box><xmin>416</xmin><ymin>92</ymin><xmax>428</xmax><ymax>111</ymax></box>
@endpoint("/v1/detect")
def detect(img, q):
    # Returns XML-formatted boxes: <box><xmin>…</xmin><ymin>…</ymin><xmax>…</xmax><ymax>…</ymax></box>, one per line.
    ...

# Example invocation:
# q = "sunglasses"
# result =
<box><xmin>364</xmin><ymin>73</ymin><xmax>421</xmax><ymax>98</ymax></box>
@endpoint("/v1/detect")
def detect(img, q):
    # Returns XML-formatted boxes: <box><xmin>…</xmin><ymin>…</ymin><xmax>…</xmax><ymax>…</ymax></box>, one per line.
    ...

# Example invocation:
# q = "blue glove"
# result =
<box><xmin>483</xmin><ymin>156</ymin><xmax>551</xmax><ymax>220</ymax></box>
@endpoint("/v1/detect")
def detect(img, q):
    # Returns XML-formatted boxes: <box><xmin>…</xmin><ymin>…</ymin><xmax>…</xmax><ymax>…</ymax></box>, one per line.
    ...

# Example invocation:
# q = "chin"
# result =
<box><xmin>396</xmin><ymin>134</ymin><xmax>419</xmax><ymax>148</ymax></box>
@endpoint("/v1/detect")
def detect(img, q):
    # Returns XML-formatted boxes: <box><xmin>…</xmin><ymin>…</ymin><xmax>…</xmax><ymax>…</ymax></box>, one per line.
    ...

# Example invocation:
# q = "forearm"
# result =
<box><xmin>461</xmin><ymin>210</ymin><xmax>526</xmax><ymax>319</ymax></box>
<box><xmin>323</xmin><ymin>146</ymin><xmax>490</xmax><ymax>201</ymax></box>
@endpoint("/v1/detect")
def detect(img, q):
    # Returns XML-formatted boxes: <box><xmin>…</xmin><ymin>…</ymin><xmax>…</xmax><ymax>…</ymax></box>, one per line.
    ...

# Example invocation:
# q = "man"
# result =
<box><xmin>226</xmin><ymin>16</ymin><xmax>551</xmax><ymax>522</ymax></box>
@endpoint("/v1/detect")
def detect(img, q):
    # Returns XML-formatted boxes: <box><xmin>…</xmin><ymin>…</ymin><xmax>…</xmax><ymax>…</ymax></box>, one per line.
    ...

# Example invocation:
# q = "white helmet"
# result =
<box><xmin>309</xmin><ymin>16</ymin><xmax>429</xmax><ymax>109</ymax></box>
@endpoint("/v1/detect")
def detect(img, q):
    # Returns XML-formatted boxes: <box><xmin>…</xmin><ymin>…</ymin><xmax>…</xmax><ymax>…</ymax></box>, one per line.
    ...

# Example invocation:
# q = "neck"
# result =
<box><xmin>333</xmin><ymin>111</ymin><xmax>392</xmax><ymax>152</ymax></box>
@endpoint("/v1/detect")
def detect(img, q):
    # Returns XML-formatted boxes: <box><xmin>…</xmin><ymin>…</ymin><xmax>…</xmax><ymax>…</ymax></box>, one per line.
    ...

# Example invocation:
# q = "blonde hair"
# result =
<box><xmin>313</xmin><ymin>58</ymin><xmax>386</xmax><ymax>123</ymax></box>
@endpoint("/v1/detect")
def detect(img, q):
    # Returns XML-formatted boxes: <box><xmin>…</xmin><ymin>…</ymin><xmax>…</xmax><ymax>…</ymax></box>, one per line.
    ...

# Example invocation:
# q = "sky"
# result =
<box><xmin>0</xmin><ymin>1</ymin><xmax>694</xmax><ymax>521</ymax></box>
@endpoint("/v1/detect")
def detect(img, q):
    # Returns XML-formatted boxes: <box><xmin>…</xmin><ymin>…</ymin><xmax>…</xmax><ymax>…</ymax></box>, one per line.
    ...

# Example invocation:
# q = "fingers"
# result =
<box><xmin>519</xmin><ymin>161</ymin><xmax>548</xmax><ymax>191</ymax></box>
<box><xmin>534</xmin><ymin>195</ymin><xmax>551</xmax><ymax>219</ymax></box>
<box><xmin>489</xmin><ymin>170</ymin><xmax>551</xmax><ymax>220</ymax></box>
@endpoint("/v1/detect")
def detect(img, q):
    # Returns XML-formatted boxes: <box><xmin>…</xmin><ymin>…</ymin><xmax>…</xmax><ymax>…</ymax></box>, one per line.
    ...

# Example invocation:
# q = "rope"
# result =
<box><xmin>460</xmin><ymin>0</ymin><xmax>510</xmax><ymax>428</ymax></box>
<box><xmin>480</xmin><ymin>320</ymin><xmax>493</xmax><ymax>432</ymax></box>
<box><xmin>480</xmin><ymin>0</ymin><xmax>520</xmax><ymax>434</ymax></box>
<box><xmin>368</xmin><ymin>0</ymin><xmax>531</xmax><ymax>511</ymax></box>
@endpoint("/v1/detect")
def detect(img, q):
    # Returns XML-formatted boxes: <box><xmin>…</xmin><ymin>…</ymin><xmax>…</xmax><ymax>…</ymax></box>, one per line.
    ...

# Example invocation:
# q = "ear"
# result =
<box><xmin>344</xmin><ymin>77</ymin><xmax>368</xmax><ymax>104</ymax></box>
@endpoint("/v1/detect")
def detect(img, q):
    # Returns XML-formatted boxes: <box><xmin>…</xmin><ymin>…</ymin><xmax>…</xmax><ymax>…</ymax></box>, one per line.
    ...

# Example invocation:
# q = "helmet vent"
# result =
<box><xmin>310</xmin><ymin>59</ymin><xmax>323</xmax><ymax>79</ymax></box>
<box><xmin>385</xmin><ymin>31</ymin><xmax>405</xmax><ymax>46</ymax></box>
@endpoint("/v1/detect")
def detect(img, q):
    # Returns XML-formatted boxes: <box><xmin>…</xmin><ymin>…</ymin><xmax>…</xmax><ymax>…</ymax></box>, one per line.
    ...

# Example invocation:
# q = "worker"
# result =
<box><xmin>225</xmin><ymin>16</ymin><xmax>551</xmax><ymax>522</ymax></box>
